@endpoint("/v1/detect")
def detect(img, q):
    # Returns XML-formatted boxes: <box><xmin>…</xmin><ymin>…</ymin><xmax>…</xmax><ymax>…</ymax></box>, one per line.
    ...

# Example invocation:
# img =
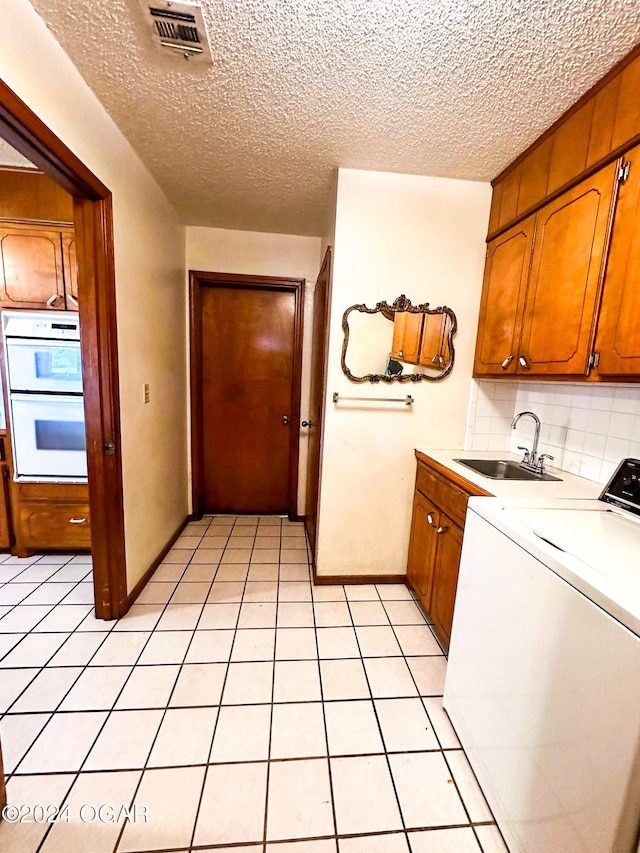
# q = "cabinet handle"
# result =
<box><xmin>501</xmin><ymin>355</ymin><xmax>514</xmax><ymax>370</ymax></box>
<box><xmin>427</xmin><ymin>513</ymin><xmax>435</xmax><ymax>527</ymax></box>
<box><xmin>436</xmin><ymin>525</ymin><xmax>448</xmax><ymax>534</ymax></box>
<box><xmin>67</xmin><ymin>294</ymin><xmax>79</xmax><ymax>307</ymax></box>
<box><xmin>69</xmin><ymin>517</ymin><xmax>87</xmax><ymax>524</ymax></box>
<box><xmin>518</xmin><ymin>355</ymin><xmax>530</xmax><ymax>369</ymax></box>
<box><xmin>282</xmin><ymin>415</ymin><xmax>290</xmax><ymax>425</ymax></box>
<box><xmin>46</xmin><ymin>294</ymin><xmax>60</xmax><ymax>306</ymax></box>
<box><xmin>397</xmin><ymin>350</ymin><xmax>404</xmax><ymax>358</ymax></box>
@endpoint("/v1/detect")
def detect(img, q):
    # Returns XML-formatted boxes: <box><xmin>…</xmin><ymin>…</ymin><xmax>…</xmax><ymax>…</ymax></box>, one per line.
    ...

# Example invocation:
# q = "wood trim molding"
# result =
<box><xmin>0</xmin><ymin>80</ymin><xmax>109</xmax><ymax>199</ymax></box>
<box><xmin>126</xmin><ymin>516</ymin><xmax>189</xmax><ymax>608</ymax></box>
<box><xmin>313</xmin><ymin>574</ymin><xmax>407</xmax><ymax>585</ymax></box>
<box><xmin>0</xmin><ymin>79</ymin><xmax>126</xmax><ymax>620</ymax></box>
<box><xmin>189</xmin><ymin>270</ymin><xmax>305</xmax><ymax>520</ymax></box>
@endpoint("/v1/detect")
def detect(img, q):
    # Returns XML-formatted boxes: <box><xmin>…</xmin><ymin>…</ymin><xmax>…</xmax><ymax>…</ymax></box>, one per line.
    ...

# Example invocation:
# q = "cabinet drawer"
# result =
<box><xmin>415</xmin><ymin>462</ymin><xmax>470</xmax><ymax>527</ymax></box>
<box><xmin>19</xmin><ymin>503</ymin><xmax>91</xmax><ymax>548</ymax></box>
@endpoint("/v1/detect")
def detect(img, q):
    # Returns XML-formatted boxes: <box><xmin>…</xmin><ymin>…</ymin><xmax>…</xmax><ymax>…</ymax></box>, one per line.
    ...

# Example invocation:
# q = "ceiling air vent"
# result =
<box><xmin>139</xmin><ymin>0</ymin><xmax>212</xmax><ymax>63</ymax></box>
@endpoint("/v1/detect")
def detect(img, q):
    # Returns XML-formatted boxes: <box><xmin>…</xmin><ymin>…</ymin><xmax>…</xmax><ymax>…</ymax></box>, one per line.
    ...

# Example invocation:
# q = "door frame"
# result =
<box><xmin>189</xmin><ymin>270</ymin><xmax>305</xmax><ymax>520</ymax></box>
<box><xmin>304</xmin><ymin>247</ymin><xmax>332</xmax><ymax>570</ymax></box>
<box><xmin>0</xmin><ymin>79</ymin><xmax>127</xmax><ymax>619</ymax></box>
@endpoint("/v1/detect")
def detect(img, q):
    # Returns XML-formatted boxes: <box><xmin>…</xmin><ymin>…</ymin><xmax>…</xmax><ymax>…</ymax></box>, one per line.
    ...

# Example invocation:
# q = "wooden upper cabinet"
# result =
<box><xmin>517</xmin><ymin>137</ymin><xmax>552</xmax><ymax>215</ymax></box>
<box><xmin>473</xmin><ymin>216</ymin><xmax>535</xmax><ymax>376</ymax></box>
<box><xmin>587</xmin><ymin>76</ymin><xmax>620</xmax><ymax>167</ymax></box>
<box><xmin>0</xmin><ymin>224</ymin><xmax>65</xmax><ymax>310</ymax></box>
<box><xmin>497</xmin><ymin>165</ymin><xmax>521</xmax><ymax>230</ymax></box>
<box><xmin>61</xmin><ymin>230</ymin><xmax>79</xmax><ymax>310</ymax></box>
<box><xmin>547</xmin><ymin>101</ymin><xmax>594</xmax><ymax>193</ymax></box>
<box><xmin>518</xmin><ymin>163</ymin><xmax>618</xmax><ymax>376</ymax></box>
<box><xmin>391</xmin><ymin>311</ymin><xmax>423</xmax><ymax>362</ymax></box>
<box><xmin>419</xmin><ymin>313</ymin><xmax>448</xmax><ymax>368</ymax></box>
<box><xmin>0</xmin><ymin>170</ymin><xmax>74</xmax><ymax>223</ymax></box>
<box><xmin>611</xmin><ymin>54</ymin><xmax>640</xmax><ymax>152</ymax></box>
<box><xmin>0</xmin><ymin>223</ymin><xmax>78</xmax><ymax>311</ymax></box>
<box><xmin>596</xmin><ymin>147</ymin><xmax>640</xmax><ymax>376</ymax></box>
<box><xmin>487</xmin><ymin>180</ymin><xmax>503</xmax><ymax>235</ymax></box>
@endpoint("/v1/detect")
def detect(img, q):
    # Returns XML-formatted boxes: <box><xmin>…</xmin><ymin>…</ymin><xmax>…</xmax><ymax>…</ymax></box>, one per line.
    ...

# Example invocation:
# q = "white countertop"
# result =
<box><xmin>414</xmin><ymin>448</ymin><xmax>602</xmax><ymax>501</ymax></box>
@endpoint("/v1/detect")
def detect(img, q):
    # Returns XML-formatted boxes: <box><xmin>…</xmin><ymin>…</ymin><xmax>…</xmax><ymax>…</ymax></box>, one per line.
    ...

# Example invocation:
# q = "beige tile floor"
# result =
<box><xmin>0</xmin><ymin>515</ymin><xmax>509</xmax><ymax>852</ymax></box>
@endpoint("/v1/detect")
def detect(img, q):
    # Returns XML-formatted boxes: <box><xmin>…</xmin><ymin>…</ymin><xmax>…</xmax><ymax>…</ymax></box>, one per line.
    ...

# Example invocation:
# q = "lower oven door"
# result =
<box><xmin>9</xmin><ymin>394</ymin><xmax>87</xmax><ymax>481</ymax></box>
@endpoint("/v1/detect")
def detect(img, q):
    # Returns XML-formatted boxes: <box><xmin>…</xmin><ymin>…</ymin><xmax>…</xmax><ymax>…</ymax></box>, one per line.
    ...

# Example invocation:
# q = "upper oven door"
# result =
<box><xmin>5</xmin><ymin>338</ymin><xmax>83</xmax><ymax>394</ymax></box>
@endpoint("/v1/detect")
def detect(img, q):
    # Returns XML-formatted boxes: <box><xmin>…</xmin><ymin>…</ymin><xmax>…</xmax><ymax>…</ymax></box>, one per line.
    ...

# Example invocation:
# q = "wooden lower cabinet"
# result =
<box><xmin>10</xmin><ymin>482</ymin><xmax>90</xmax><ymax>556</ymax></box>
<box><xmin>0</xmin><ymin>464</ymin><xmax>11</xmax><ymax>550</ymax></box>
<box><xmin>407</xmin><ymin>454</ymin><xmax>488</xmax><ymax>651</ymax></box>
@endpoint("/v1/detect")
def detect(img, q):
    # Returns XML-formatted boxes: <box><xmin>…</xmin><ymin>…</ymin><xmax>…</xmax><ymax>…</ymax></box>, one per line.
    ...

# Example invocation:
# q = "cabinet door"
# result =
<box><xmin>0</xmin><ymin>464</ymin><xmax>10</xmax><ymax>550</ymax></box>
<box><xmin>596</xmin><ymin>147</ymin><xmax>640</xmax><ymax>376</ymax></box>
<box><xmin>429</xmin><ymin>517</ymin><xmax>464</xmax><ymax>650</ymax></box>
<box><xmin>418</xmin><ymin>313</ymin><xmax>448</xmax><ymax>368</ymax></box>
<box><xmin>0</xmin><ymin>224</ymin><xmax>65</xmax><ymax>310</ymax></box>
<box><xmin>61</xmin><ymin>230</ymin><xmax>79</xmax><ymax>310</ymax></box>
<box><xmin>391</xmin><ymin>312</ymin><xmax>423</xmax><ymax>363</ymax></box>
<box><xmin>406</xmin><ymin>491</ymin><xmax>439</xmax><ymax>605</ymax></box>
<box><xmin>518</xmin><ymin>164</ymin><xmax>618</xmax><ymax>376</ymax></box>
<box><xmin>473</xmin><ymin>215</ymin><xmax>535</xmax><ymax>376</ymax></box>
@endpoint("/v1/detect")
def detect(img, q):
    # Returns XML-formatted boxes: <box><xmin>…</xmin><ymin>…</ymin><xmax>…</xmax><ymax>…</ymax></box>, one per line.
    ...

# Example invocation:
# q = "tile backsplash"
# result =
<box><xmin>465</xmin><ymin>380</ymin><xmax>640</xmax><ymax>485</ymax></box>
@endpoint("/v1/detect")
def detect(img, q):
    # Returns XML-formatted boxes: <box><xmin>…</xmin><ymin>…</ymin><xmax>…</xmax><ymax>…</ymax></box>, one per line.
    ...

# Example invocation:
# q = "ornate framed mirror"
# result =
<box><xmin>340</xmin><ymin>295</ymin><xmax>457</xmax><ymax>383</ymax></box>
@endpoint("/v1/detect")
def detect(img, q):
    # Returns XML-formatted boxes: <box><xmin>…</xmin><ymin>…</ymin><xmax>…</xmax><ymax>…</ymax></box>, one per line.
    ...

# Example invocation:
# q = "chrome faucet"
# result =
<box><xmin>511</xmin><ymin>411</ymin><xmax>554</xmax><ymax>475</ymax></box>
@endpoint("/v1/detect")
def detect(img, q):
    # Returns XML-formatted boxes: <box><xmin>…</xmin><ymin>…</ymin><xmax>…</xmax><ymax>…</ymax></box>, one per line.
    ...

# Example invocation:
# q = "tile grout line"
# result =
<box><xmin>187</xmin><ymin>513</ymin><xmax>259</xmax><ymax>851</ymax></box>
<box><xmin>262</xmin><ymin>515</ymin><xmax>283</xmax><ymax>853</ymax></box>
<box><xmin>311</xmin><ymin>554</ymin><xmax>341</xmax><ymax>853</ymax></box>
<box><xmin>343</xmin><ymin>592</ymin><xmax>412</xmax><ymax>849</ymax></box>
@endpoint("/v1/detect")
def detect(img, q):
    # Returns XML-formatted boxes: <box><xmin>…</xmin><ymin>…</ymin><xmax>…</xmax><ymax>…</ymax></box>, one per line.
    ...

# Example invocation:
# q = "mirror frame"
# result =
<box><xmin>340</xmin><ymin>294</ymin><xmax>457</xmax><ymax>383</ymax></box>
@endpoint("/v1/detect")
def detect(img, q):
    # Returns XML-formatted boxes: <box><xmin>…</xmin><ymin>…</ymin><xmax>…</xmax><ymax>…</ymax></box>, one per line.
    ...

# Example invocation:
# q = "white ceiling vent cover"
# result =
<box><xmin>139</xmin><ymin>0</ymin><xmax>212</xmax><ymax>63</ymax></box>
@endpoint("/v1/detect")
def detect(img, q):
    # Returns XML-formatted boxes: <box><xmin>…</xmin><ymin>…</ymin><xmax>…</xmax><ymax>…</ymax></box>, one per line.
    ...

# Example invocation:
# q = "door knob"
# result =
<box><xmin>301</xmin><ymin>420</ymin><xmax>312</xmax><ymax>427</ymax></box>
<box><xmin>282</xmin><ymin>416</ymin><xmax>290</xmax><ymax>425</ymax></box>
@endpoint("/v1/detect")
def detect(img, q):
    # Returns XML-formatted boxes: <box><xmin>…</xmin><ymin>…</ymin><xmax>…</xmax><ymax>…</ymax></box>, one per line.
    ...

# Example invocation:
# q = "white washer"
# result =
<box><xmin>444</xmin><ymin>459</ymin><xmax>640</xmax><ymax>853</ymax></box>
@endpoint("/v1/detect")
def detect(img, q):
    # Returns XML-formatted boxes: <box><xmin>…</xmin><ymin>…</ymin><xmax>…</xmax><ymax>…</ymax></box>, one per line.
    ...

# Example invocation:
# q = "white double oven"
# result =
<box><xmin>2</xmin><ymin>310</ymin><xmax>87</xmax><ymax>482</ymax></box>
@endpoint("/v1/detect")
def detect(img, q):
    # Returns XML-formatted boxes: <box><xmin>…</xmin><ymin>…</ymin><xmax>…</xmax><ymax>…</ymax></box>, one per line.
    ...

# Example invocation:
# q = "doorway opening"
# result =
<box><xmin>0</xmin><ymin>79</ymin><xmax>126</xmax><ymax>619</ymax></box>
<box><xmin>189</xmin><ymin>271</ymin><xmax>304</xmax><ymax>519</ymax></box>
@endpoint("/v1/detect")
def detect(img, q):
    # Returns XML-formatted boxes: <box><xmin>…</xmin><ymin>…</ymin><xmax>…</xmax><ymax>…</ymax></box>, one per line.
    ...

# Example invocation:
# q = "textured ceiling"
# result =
<box><xmin>28</xmin><ymin>0</ymin><xmax>640</xmax><ymax>236</ymax></box>
<box><xmin>0</xmin><ymin>138</ymin><xmax>35</xmax><ymax>168</ymax></box>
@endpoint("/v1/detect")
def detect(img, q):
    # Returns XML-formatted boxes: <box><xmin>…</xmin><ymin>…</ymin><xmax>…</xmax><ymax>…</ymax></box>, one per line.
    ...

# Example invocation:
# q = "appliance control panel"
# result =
<box><xmin>600</xmin><ymin>458</ymin><xmax>640</xmax><ymax>516</ymax></box>
<box><xmin>2</xmin><ymin>310</ymin><xmax>80</xmax><ymax>341</ymax></box>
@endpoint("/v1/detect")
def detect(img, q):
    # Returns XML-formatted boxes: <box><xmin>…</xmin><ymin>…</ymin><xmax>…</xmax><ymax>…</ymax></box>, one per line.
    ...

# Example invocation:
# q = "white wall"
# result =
<box><xmin>186</xmin><ymin>227</ymin><xmax>323</xmax><ymax>514</ymax></box>
<box><xmin>1</xmin><ymin>1</ymin><xmax>189</xmax><ymax>592</ymax></box>
<box><xmin>316</xmin><ymin>168</ymin><xmax>491</xmax><ymax>577</ymax></box>
<box><xmin>465</xmin><ymin>379</ymin><xmax>640</xmax><ymax>484</ymax></box>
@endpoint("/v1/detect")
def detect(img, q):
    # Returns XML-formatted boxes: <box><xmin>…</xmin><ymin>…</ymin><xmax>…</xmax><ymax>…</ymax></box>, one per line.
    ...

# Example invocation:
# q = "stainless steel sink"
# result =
<box><xmin>453</xmin><ymin>458</ymin><xmax>562</xmax><ymax>482</ymax></box>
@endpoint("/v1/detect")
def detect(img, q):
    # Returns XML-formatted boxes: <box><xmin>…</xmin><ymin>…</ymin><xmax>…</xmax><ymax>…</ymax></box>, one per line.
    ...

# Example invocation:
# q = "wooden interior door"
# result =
<box><xmin>473</xmin><ymin>215</ymin><xmax>535</xmax><ymax>376</ymax></box>
<box><xmin>304</xmin><ymin>248</ymin><xmax>331</xmax><ymax>562</ymax></box>
<box><xmin>596</xmin><ymin>146</ymin><xmax>640</xmax><ymax>376</ymax></box>
<box><xmin>195</xmin><ymin>276</ymin><xmax>303</xmax><ymax>515</ymax></box>
<box><xmin>519</xmin><ymin>164</ymin><xmax>618</xmax><ymax>375</ymax></box>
